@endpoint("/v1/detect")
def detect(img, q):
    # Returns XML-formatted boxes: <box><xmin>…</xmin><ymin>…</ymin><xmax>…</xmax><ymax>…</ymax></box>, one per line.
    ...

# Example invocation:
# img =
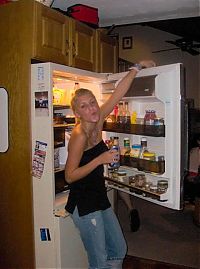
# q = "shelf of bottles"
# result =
<box><xmin>105</xmin><ymin>176</ymin><xmax>166</xmax><ymax>201</ymax></box>
<box><xmin>120</xmin><ymin>155</ymin><xmax>165</xmax><ymax>174</ymax></box>
<box><xmin>103</xmin><ymin>122</ymin><xmax>165</xmax><ymax>137</ymax></box>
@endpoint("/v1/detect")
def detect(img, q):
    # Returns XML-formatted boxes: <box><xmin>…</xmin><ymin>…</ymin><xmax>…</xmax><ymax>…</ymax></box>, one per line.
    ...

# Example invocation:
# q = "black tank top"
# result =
<box><xmin>65</xmin><ymin>140</ymin><xmax>111</xmax><ymax>216</ymax></box>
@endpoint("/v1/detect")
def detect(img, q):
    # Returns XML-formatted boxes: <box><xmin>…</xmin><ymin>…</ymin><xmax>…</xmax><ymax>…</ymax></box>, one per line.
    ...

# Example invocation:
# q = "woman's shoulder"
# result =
<box><xmin>70</xmin><ymin>125</ymin><xmax>87</xmax><ymax>143</ymax></box>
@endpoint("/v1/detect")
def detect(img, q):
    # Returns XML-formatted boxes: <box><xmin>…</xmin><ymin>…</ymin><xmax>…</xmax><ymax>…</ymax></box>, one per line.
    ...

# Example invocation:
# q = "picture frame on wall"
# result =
<box><xmin>122</xmin><ymin>36</ymin><xmax>133</xmax><ymax>49</ymax></box>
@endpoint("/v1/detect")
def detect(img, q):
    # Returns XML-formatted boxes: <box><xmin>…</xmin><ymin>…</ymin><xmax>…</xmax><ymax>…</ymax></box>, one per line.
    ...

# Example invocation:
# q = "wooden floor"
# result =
<box><xmin>122</xmin><ymin>255</ymin><xmax>196</xmax><ymax>269</ymax></box>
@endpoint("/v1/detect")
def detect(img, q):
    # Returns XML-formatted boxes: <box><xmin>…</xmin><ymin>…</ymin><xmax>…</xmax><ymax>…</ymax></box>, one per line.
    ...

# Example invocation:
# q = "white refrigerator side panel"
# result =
<box><xmin>156</xmin><ymin>68</ymin><xmax>182</xmax><ymax>209</ymax></box>
<box><xmin>31</xmin><ymin>64</ymin><xmax>57</xmax><ymax>268</ymax></box>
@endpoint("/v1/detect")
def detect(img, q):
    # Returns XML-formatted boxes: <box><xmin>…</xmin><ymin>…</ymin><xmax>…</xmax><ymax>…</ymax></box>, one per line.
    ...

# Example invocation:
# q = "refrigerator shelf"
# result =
<box><xmin>105</xmin><ymin>177</ymin><xmax>167</xmax><ymax>201</ymax></box>
<box><xmin>103</xmin><ymin>122</ymin><xmax>165</xmax><ymax>137</ymax></box>
<box><xmin>120</xmin><ymin>155</ymin><xmax>165</xmax><ymax>174</ymax></box>
<box><xmin>53</xmin><ymin>105</ymin><xmax>70</xmax><ymax>110</ymax></box>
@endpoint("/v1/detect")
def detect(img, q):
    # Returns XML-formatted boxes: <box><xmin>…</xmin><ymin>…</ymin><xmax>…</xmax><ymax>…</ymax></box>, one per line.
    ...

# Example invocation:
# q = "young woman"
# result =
<box><xmin>65</xmin><ymin>60</ymin><xmax>155</xmax><ymax>269</ymax></box>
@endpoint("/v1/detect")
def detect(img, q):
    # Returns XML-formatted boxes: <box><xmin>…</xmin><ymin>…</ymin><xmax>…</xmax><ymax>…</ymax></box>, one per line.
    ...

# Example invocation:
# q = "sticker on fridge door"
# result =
<box><xmin>32</xmin><ymin>141</ymin><xmax>47</xmax><ymax>179</ymax></box>
<box><xmin>40</xmin><ymin>228</ymin><xmax>51</xmax><ymax>241</ymax></box>
<box><xmin>37</xmin><ymin>66</ymin><xmax>44</xmax><ymax>81</ymax></box>
<box><xmin>35</xmin><ymin>91</ymin><xmax>49</xmax><ymax>117</ymax></box>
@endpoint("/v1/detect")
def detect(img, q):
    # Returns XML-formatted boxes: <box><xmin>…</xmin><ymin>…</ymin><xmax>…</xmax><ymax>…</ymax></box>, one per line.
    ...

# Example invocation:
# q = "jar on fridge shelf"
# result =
<box><xmin>158</xmin><ymin>155</ymin><xmax>165</xmax><ymax>174</ymax></box>
<box><xmin>123</xmin><ymin>137</ymin><xmax>131</xmax><ymax>153</ymax></box>
<box><xmin>144</xmin><ymin>110</ymin><xmax>157</xmax><ymax>125</ymax></box>
<box><xmin>143</xmin><ymin>151</ymin><xmax>156</xmax><ymax>161</ymax></box>
<box><xmin>154</xmin><ymin>117</ymin><xmax>164</xmax><ymax>126</ymax></box>
<box><xmin>130</xmin><ymin>144</ymin><xmax>141</xmax><ymax>158</ymax></box>
<box><xmin>150</xmin><ymin>184</ymin><xmax>158</xmax><ymax>193</ymax></box>
<box><xmin>157</xmin><ymin>180</ymin><xmax>168</xmax><ymax>193</ymax></box>
<box><xmin>135</xmin><ymin>174</ymin><xmax>146</xmax><ymax>188</ymax></box>
<box><xmin>139</xmin><ymin>137</ymin><xmax>148</xmax><ymax>158</ymax></box>
<box><xmin>117</xmin><ymin>170</ymin><xmax>127</xmax><ymax>187</ymax></box>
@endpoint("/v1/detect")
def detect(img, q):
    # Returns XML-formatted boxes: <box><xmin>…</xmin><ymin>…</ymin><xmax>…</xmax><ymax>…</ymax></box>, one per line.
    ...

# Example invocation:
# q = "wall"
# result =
<box><xmin>113</xmin><ymin>25</ymin><xmax>200</xmax><ymax>108</ymax></box>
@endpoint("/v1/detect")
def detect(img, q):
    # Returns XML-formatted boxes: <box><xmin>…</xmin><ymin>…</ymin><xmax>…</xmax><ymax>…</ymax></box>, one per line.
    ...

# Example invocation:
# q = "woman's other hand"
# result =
<box><xmin>98</xmin><ymin>149</ymin><xmax>119</xmax><ymax>165</ymax></box>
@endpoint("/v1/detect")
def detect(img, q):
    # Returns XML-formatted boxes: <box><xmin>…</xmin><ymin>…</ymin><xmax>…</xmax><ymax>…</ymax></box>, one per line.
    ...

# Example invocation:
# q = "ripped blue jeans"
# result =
<box><xmin>71</xmin><ymin>206</ymin><xmax>127</xmax><ymax>269</ymax></box>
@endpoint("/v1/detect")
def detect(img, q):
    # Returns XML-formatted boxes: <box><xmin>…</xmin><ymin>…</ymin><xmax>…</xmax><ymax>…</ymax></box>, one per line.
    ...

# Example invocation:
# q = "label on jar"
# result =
<box><xmin>130</xmin><ymin>144</ymin><xmax>141</xmax><ymax>158</ymax></box>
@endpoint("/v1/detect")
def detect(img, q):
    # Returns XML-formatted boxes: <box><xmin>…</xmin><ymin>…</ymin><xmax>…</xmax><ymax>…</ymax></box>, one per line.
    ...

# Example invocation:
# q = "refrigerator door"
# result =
<box><xmin>103</xmin><ymin>63</ymin><xmax>186</xmax><ymax>210</ymax></box>
<box><xmin>31</xmin><ymin>62</ymin><xmax>107</xmax><ymax>268</ymax></box>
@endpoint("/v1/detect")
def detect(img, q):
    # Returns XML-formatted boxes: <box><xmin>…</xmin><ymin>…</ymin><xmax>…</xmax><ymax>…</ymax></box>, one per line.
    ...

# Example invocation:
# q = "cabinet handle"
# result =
<box><xmin>72</xmin><ymin>42</ymin><xmax>77</xmax><ymax>58</ymax></box>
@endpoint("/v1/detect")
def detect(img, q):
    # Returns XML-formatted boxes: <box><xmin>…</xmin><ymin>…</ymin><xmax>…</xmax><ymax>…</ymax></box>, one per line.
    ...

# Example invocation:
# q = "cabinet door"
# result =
<box><xmin>33</xmin><ymin>2</ymin><xmax>70</xmax><ymax>65</ymax></box>
<box><xmin>96</xmin><ymin>30</ymin><xmax>118</xmax><ymax>73</ymax></box>
<box><xmin>70</xmin><ymin>19</ymin><xmax>96</xmax><ymax>71</ymax></box>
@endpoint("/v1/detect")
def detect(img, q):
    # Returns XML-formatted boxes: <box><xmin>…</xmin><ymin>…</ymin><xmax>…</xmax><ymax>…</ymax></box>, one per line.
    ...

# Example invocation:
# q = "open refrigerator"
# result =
<box><xmin>31</xmin><ymin>62</ymin><xmax>187</xmax><ymax>268</ymax></box>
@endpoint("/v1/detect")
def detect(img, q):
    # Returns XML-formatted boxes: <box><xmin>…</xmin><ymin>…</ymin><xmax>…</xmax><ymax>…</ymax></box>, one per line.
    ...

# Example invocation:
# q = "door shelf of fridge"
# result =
<box><xmin>103</xmin><ymin>122</ymin><xmax>165</xmax><ymax>137</ymax></box>
<box><xmin>105</xmin><ymin>177</ymin><xmax>168</xmax><ymax>202</ymax></box>
<box><xmin>120</xmin><ymin>155</ymin><xmax>165</xmax><ymax>174</ymax></box>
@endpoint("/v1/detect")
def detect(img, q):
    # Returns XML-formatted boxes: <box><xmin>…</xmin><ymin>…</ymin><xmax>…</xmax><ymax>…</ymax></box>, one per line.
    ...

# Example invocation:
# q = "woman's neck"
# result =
<box><xmin>80</xmin><ymin>121</ymin><xmax>101</xmax><ymax>147</ymax></box>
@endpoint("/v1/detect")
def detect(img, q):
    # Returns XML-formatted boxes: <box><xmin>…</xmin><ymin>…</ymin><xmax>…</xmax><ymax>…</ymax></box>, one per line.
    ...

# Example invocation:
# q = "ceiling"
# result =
<box><xmin>51</xmin><ymin>0</ymin><xmax>200</xmax><ymax>42</ymax></box>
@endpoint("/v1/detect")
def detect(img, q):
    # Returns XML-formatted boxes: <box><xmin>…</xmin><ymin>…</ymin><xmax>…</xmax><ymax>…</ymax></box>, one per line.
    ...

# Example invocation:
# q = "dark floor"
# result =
<box><xmin>122</xmin><ymin>255</ymin><xmax>196</xmax><ymax>269</ymax></box>
<box><xmin>117</xmin><ymin>195</ymin><xmax>200</xmax><ymax>269</ymax></box>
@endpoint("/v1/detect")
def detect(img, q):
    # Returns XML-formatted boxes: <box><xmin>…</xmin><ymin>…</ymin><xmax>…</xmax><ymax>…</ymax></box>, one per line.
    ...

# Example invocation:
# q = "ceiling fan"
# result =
<box><xmin>152</xmin><ymin>38</ymin><xmax>200</xmax><ymax>56</ymax></box>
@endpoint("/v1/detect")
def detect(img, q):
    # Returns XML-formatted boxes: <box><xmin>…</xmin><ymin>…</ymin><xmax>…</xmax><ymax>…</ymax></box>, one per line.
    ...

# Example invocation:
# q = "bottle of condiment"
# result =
<box><xmin>123</xmin><ymin>138</ymin><xmax>131</xmax><ymax>154</ymax></box>
<box><xmin>113</xmin><ymin>105</ymin><xmax>118</xmax><ymax>122</ymax></box>
<box><xmin>144</xmin><ymin>110</ymin><xmax>151</xmax><ymax>125</ymax></box>
<box><xmin>124</xmin><ymin>101</ymin><xmax>131</xmax><ymax>125</ymax></box>
<box><xmin>139</xmin><ymin>137</ymin><xmax>148</xmax><ymax>158</ymax></box>
<box><xmin>131</xmin><ymin>111</ymin><xmax>137</xmax><ymax>124</ymax></box>
<box><xmin>70</xmin><ymin>82</ymin><xmax>80</xmax><ymax>102</ymax></box>
<box><xmin>117</xmin><ymin>102</ymin><xmax>124</xmax><ymax>124</ymax></box>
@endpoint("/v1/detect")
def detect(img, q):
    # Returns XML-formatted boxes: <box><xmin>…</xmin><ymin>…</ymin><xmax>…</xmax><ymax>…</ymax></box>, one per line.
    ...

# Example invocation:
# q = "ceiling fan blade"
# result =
<box><xmin>192</xmin><ymin>43</ymin><xmax>200</xmax><ymax>48</ymax></box>
<box><xmin>152</xmin><ymin>48</ymin><xmax>180</xmax><ymax>53</ymax></box>
<box><xmin>185</xmin><ymin>48</ymin><xmax>200</xmax><ymax>56</ymax></box>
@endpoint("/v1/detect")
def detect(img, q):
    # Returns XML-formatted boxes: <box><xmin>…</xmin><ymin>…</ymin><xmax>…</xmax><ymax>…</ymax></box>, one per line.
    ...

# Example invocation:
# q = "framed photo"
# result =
<box><xmin>122</xmin><ymin>36</ymin><xmax>133</xmax><ymax>49</ymax></box>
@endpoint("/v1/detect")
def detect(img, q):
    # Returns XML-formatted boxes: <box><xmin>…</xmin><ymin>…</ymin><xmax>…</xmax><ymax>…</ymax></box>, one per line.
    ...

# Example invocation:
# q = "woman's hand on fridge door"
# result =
<box><xmin>129</xmin><ymin>60</ymin><xmax>156</xmax><ymax>72</ymax></box>
<box><xmin>139</xmin><ymin>60</ymin><xmax>156</xmax><ymax>68</ymax></box>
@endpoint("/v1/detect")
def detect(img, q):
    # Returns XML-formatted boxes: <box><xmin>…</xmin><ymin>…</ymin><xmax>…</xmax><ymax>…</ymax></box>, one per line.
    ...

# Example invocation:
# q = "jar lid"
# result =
<box><xmin>117</xmin><ymin>170</ymin><xmax>127</xmax><ymax>176</ymax></box>
<box><xmin>143</xmin><ymin>152</ymin><xmax>155</xmax><ymax>157</ymax></box>
<box><xmin>157</xmin><ymin>180</ymin><xmax>168</xmax><ymax>185</ymax></box>
<box><xmin>132</xmin><ymin>144</ymin><xmax>141</xmax><ymax>149</ymax></box>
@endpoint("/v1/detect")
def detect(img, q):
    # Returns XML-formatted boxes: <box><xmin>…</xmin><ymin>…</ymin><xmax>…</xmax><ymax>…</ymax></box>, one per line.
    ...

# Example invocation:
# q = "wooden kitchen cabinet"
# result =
<box><xmin>33</xmin><ymin>2</ymin><xmax>70</xmax><ymax>65</ymax></box>
<box><xmin>95</xmin><ymin>29</ymin><xmax>118</xmax><ymax>73</ymax></box>
<box><xmin>70</xmin><ymin>19</ymin><xmax>96</xmax><ymax>71</ymax></box>
<box><xmin>33</xmin><ymin>2</ymin><xmax>97</xmax><ymax>71</ymax></box>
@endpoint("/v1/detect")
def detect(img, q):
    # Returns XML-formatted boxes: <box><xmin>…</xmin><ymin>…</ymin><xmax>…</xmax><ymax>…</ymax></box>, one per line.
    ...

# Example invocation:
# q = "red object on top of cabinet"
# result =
<box><xmin>67</xmin><ymin>4</ymin><xmax>99</xmax><ymax>28</ymax></box>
